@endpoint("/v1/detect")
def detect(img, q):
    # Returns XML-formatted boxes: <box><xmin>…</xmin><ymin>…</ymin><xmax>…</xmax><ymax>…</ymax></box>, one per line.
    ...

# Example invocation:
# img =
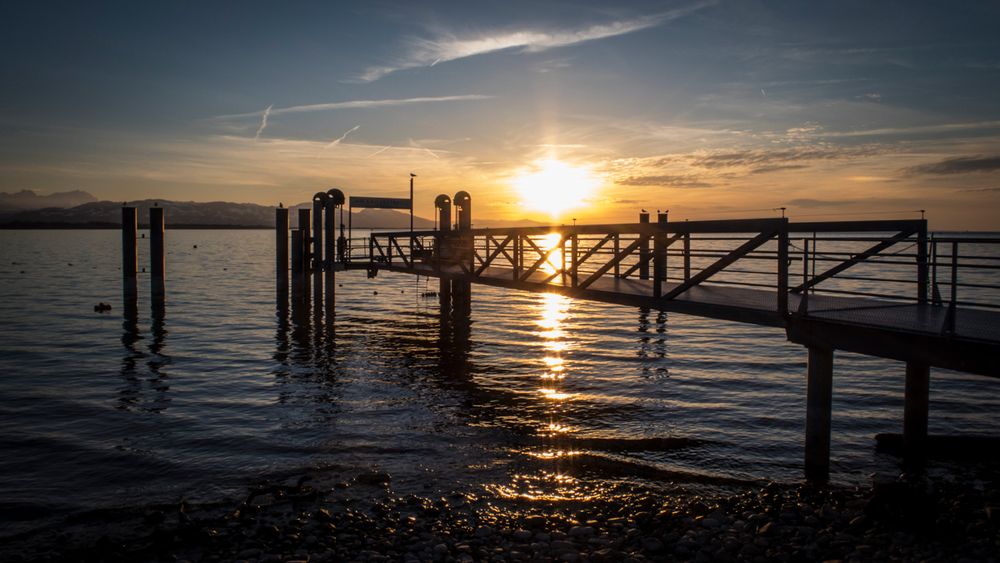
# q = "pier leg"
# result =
<box><xmin>903</xmin><ymin>361</ymin><xmax>930</xmax><ymax>460</ymax></box>
<box><xmin>276</xmin><ymin>208</ymin><xmax>289</xmax><ymax>295</ymax></box>
<box><xmin>150</xmin><ymin>207</ymin><xmax>165</xmax><ymax>302</ymax></box>
<box><xmin>121</xmin><ymin>206</ymin><xmax>138</xmax><ymax>314</ymax></box>
<box><xmin>439</xmin><ymin>277</ymin><xmax>452</xmax><ymax>318</ymax></box>
<box><xmin>804</xmin><ymin>345</ymin><xmax>833</xmax><ymax>483</ymax></box>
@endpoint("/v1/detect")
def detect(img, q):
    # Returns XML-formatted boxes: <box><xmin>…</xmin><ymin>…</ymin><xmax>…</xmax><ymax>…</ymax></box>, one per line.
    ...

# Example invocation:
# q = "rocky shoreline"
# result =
<box><xmin>2</xmin><ymin>467</ymin><xmax>997</xmax><ymax>563</ymax></box>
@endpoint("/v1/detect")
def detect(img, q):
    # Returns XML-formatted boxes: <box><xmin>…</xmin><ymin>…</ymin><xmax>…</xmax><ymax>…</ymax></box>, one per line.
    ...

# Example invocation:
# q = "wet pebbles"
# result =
<box><xmin>3</xmin><ymin>469</ymin><xmax>998</xmax><ymax>562</ymax></box>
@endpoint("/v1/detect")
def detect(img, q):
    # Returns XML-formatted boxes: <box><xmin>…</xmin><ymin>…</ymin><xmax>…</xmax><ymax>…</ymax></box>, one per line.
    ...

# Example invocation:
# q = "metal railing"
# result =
<box><xmin>354</xmin><ymin>219</ymin><xmax>1000</xmax><ymax>317</ymax></box>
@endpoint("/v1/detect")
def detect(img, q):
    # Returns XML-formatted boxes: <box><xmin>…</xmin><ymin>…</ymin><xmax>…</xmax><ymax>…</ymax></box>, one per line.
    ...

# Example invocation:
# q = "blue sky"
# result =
<box><xmin>2</xmin><ymin>1</ymin><xmax>999</xmax><ymax>228</ymax></box>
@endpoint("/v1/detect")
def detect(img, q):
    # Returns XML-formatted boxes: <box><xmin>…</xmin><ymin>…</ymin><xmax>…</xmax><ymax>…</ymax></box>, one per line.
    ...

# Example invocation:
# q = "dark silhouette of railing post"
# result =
<box><xmin>150</xmin><ymin>206</ymin><xmax>165</xmax><ymax>302</ymax></box>
<box><xmin>777</xmin><ymin>218</ymin><xmax>789</xmax><ymax>317</ymax></box>
<box><xmin>122</xmin><ymin>206</ymin><xmax>138</xmax><ymax>314</ymax></box>
<box><xmin>917</xmin><ymin>220</ymin><xmax>929</xmax><ymax>304</ymax></box>
<box><xmin>639</xmin><ymin>211</ymin><xmax>650</xmax><ymax>280</ymax></box>
<box><xmin>804</xmin><ymin>344</ymin><xmax>833</xmax><ymax>483</ymax></box>
<box><xmin>653</xmin><ymin>211</ymin><xmax>668</xmax><ymax>297</ymax></box>
<box><xmin>683</xmin><ymin>233</ymin><xmax>691</xmax><ymax>282</ymax></box>
<box><xmin>571</xmin><ymin>232</ymin><xmax>579</xmax><ymax>288</ymax></box>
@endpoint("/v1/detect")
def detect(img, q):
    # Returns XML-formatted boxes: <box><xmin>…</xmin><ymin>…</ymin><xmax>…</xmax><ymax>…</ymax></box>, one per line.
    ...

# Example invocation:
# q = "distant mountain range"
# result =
<box><xmin>0</xmin><ymin>189</ymin><xmax>97</xmax><ymax>211</ymax></box>
<box><xmin>0</xmin><ymin>191</ymin><xmax>548</xmax><ymax>229</ymax></box>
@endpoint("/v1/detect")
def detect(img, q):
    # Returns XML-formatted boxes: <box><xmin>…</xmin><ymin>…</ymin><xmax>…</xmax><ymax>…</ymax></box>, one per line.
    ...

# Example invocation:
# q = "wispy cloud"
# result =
<box><xmin>216</xmin><ymin>95</ymin><xmax>493</xmax><ymax>121</ymax></box>
<box><xmin>617</xmin><ymin>174</ymin><xmax>714</xmax><ymax>188</ymax></box>
<box><xmin>367</xmin><ymin>145</ymin><xmax>393</xmax><ymax>158</ymax></box>
<box><xmin>254</xmin><ymin>104</ymin><xmax>272</xmax><ymax>141</ymax></box>
<box><xmin>357</xmin><ymin>2</ymin><xmax>713</xmax><ymax>82</ymax></box>
<box><xmin>326</xmin><ymin>125</ymin><xmax>360</xmax><ymax>148</ymax></box>
<box><xmin>905</xmin><ymin>155</ymin><xmax>1000</xmax><ymax>175</ymax></box>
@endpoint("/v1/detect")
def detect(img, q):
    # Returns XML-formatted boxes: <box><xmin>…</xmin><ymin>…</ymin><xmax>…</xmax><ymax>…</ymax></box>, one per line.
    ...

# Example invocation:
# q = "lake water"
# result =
<box><xmin>1</xmin><ymin>229</ymin><xmax>998</xmax><ymax>536</ymax></box>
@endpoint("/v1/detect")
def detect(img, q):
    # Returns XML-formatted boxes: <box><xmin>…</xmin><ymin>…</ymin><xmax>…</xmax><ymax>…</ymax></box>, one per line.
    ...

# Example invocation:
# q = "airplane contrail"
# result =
<box><xmin>326</xmin><ymin>125</ymin><xmax>360</xmax><ymax>148</ymax></box>
<box><xmin>254</xmin><ymin>104</ymin><xmax>272</xmax><ymax>140</ymax></box>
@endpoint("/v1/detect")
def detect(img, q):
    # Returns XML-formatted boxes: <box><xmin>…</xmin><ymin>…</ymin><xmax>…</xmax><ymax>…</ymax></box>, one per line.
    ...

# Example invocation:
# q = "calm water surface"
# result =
<box><xmin>1</xmin><ymin>229</ymin><xmax>998</xmax><ymax>535</ymax></box>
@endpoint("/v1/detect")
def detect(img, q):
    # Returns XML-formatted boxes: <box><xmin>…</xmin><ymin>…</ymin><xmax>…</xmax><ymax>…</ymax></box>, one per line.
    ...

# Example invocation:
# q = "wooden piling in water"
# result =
<box><xmin>904</xmin><ymin>361</ymin><xmax>930</xmax><ymax>459</ymax></box>
<box><xmin>150</xmin><ymin>206</ymin><xmax>165</xmax><ymax>300</ymax></box>
<box><xmin>298</xmin><ymin>208</ymin><xmax>311</xmax><ymax>272</ymax></box>
<box><xmin>291</xmin><ymin>229</ymin><xmax>303</xmax><ymax>277</ymax></box>
<box><xmin>122</xmin><ymin>206</ymin><xmax>138</xmax><ymax>309</ymax></box>
<box><xmin>804</xmin><ymin>345</ymin><xmax>834</xmax><ymax>483</ymax></box>
<box><xmin>313</xmin><ymin>194</ymin><xmax>326</xmax><ymax>271</ymax></box>
<box><xmin>276</xmin><ymin>207</ymin><xmax>289</xmax><ymax>293</ymax></box>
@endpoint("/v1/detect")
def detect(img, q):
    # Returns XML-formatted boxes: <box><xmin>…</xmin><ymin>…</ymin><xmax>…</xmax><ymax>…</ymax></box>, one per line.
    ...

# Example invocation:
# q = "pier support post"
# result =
<box><xmin>804</xmin><ymin>345</ymin><xmax>834</xmax><ymax>483</ymax></box>
<box><xmin>150</xmin><ymin>206</ymin><xmax>165</xmax><ymax>301</ymax></box>
<box><xmin>904</xmin><ymin>361</ymin><xmax>930</xmax><ymax>459</ymax></box>
<box><xmin>435</xmin><ymin>195</ymin><xmax>453</xmax><ymax>315</ymax></box>
<box><xmin>298</xmin><ymin>208</ymin><xmax>311</xmax><ymax>272</ymax></box>
<box><xmin>276</xmin><ymin>207</ymin><xmax>289</xmax><ymax>294</ymax></box>
<box><xmin>639</xmin><ymin>211</ymin><xmax>650</xmax><ymax>280</ymax></box>
<box><xmin>122</xmin><ymin>206</ymin><xmax>138</xmax><ymax>312</ymax></box>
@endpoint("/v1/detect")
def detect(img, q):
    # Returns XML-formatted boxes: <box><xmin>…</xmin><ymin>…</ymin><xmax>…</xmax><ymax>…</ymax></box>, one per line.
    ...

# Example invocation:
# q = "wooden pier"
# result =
<box><xmin>121</xmin><ymin>191</ymin><xmax>1000</xmax><ymax>483</ymax></box>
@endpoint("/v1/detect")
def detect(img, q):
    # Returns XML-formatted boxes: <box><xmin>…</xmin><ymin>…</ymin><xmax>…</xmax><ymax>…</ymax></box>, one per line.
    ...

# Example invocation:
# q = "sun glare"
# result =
<box><xmin>511</xmin><ymin>159</ymin><xmax>601</xmax><ymax>217</ymax></box>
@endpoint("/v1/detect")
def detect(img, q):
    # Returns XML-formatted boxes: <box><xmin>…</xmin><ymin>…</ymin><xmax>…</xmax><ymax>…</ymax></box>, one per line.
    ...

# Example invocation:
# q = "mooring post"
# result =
<box><xmin>904</xmin><ymin>361</ymin><xmax>930</xmax><ymax>459</ymax></box>
<box><xmin>571</xmin><ymin>232</ymin><xmax>579</xmax><ymax>288</ymax></box>
<box><xmin>639</xmin><ymin>211</ymin><xmax>650</xmax><ymax>280</ymax></box>
<box><xmin>150</xmin><ymin>206</ymin><xmax>165</xmax><ymax>301</ymax></box>
<box><xmin>312</xmin><ymin>193</ymin><xmax>327</xmax><ymax>272</ymax></box>
<box><xmin>291</xmin><ymin>229</ymin><xmax>303</xmax><ymax>277</ymax></box>
<box><xmin>653</xmin><ymin>211</ymin><xmax>668</xmax><ymax>297</ymax></box>
<box><xmin>122</xmin><ymin>206</ymin><xmax>138</xmax><ymax>310</ymax></box>
<box><xmin>804</xmin><ymin>345</ymin><xmax>834</xmax><ymax>483</ymax></box>
<box><xmin>453</xmin><ymin>191</ymin><xmax>472</xmax><ymax>320</ymax></box>
<box><xmin>276</xmin><ymin>207</ymin><xmax>289</xmax><ymax>294</ymax></box>
<box><xmin>298</xmin><ymin>208</ymin><xmax>311</xmax><ymax>272</ymax></box>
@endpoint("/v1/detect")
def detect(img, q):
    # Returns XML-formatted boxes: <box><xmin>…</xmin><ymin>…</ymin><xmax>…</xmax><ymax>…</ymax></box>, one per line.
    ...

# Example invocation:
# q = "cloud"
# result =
<box><xmin>357</xmin><ymin>2</ymin><xmax>713</xmax><ymax>82</ymax></box>
<box><xmin>686</xmin><ymin>146</ymin><xmax>880</xmax><ymax>169</ymax></box>
<box><xmin>617</xmin><ymin>174</ymin><xmax>713</xmax><ymax>188</ymax></box>
<box><xmin>905</xmin><ymin>155</ymin><xmax>1000</xmax><ymax>175</ymax></box>
<box><xmin>326</xmin><ymin>125</ymin><xmax>360</xmax><ymax>148</ymax></box>
<box><xmin>216</xmin><ymin>95</ymin><xmax>493</xmax><ymax>120</ymax></box>
<box><xmin>749</xmin><ymin>164</ymin><xmax>809</xmax><ymax>174</ymax></box>
<box><xmin>254</xmin><ymin>104</ymin><xmax>272</xmax><ymax>141</ymax></box>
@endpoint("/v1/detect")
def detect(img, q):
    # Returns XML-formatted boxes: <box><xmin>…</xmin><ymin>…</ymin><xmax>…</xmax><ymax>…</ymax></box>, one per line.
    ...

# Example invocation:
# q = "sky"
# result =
<box><xmin>1</xmin><ymin>0</ymin><xmax>999</xmax><ymax>229</ymax></box>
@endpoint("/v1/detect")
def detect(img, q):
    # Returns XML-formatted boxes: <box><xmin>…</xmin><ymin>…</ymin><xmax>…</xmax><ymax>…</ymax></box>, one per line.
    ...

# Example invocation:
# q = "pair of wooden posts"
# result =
<box><xmin>122</xmin><ymin>206</ymin><xmax>165</xmax><ymax>308</ymax></box>
<box><xmin>433</xmin><ymin>191</ymin><xmax>473</xmax><ymax>320</ymax></box>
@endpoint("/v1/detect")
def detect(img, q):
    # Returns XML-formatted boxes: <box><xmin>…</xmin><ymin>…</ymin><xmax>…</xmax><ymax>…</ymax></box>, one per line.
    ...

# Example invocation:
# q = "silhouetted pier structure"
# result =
<box><xmin>120</xmin><ymin>191</ymin><xmax>1000</xmax><ymax>483</ymax></box>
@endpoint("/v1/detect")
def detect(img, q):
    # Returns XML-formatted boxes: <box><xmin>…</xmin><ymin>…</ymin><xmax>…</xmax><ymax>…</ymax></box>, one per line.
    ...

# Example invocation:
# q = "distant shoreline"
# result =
<box><xmin>0</xmin><ymin>223</ymin><xmax>273</xmax><ymax>230</ymax></box>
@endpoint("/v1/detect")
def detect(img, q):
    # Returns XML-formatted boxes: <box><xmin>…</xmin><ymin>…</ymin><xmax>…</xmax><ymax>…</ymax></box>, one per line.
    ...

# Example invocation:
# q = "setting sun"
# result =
<box><xmin>511</xmin><ymin>159</ymin><xmax>602</xmax><ymax>217</ymax></box>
